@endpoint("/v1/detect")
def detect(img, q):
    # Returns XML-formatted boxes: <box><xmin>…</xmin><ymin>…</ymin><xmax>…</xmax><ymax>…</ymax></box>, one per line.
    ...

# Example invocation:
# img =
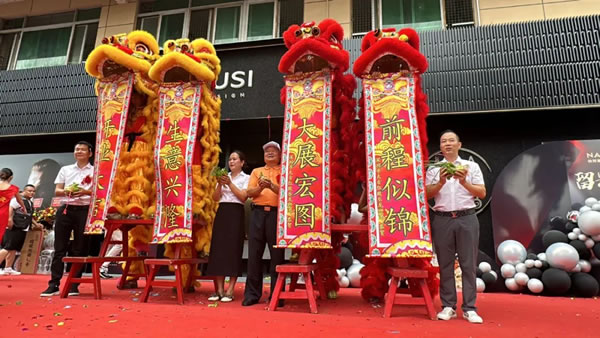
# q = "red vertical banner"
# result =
<box><xmin>277</xmin><ymin>71</ymin><xmax>332</xmax><ymax>248</ymax></box>
<box><xmin>363</xmin><ymin>74</ymin><xmax>433</xmax><ymax>257</ymax></box>
<box><xmin>153</xmin><ymin>83</ymin><xmax>202</xmax><ymax>243</ymax></box>
<box><xmin>85</xmin><ymin>73</ymin><xmax>134</xmax><ymax>234</ymax></box>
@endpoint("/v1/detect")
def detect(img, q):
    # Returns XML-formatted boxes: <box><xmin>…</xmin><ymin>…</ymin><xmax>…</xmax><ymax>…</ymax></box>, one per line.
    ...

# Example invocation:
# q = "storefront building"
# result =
<box><xmin>1</xmin><ymin>0</ymin><xmax>599</xmax><ymax>257</ymax></box>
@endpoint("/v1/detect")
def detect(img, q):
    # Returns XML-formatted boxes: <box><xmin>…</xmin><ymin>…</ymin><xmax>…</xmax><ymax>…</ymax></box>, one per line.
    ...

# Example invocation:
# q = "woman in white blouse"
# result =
<box><xmin>206</xmin><ymin>151</ymin><xmax>250</xmax><ymax>302</ymax></box>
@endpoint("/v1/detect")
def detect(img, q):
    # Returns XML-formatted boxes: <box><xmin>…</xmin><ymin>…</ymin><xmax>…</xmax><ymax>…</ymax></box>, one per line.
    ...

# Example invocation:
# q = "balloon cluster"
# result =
<box><xmin>336</xmin><ymin>246</ymin><xmax>364</xmax><ymax>288</ymax></box>
<box><xmin>475</xmin><ymin>261</ymin><xmax>498</xmax><ymax>292</ymax></box>
<box><xmin>497</xmin><ymin>197</ymin><xmax>600</xmax><ymax>297</ymax></box>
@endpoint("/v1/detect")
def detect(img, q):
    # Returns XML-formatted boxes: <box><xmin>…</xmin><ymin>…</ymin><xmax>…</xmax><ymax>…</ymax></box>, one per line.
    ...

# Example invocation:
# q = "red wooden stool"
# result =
<box><xmin>383</xmin><ymin>266</ymin><xmax>437</xmax><ymax>320</ymax></box>
<box><xmin>61</xmin><ymin>256</ymin><xmax>146</xmax><ymax>299</ymax></box>
<box><xmin>268</xmin><ymin>263</ymin><xmax>326</xmax><ymax>314</ymax></box>
<box><xmin>140</xmin><ymin>256</ymin><xmax>208</xmax><ymax>304</ymax></box>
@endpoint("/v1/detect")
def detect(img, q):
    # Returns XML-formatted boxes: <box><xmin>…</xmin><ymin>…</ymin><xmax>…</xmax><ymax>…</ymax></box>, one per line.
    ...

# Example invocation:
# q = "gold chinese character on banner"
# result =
<box><xmin>297</xmin><ymin>118</ymin><xmax>319</xmax><ymax>140</ymax></box>
<box><xmin>93</xmin><ymin>198</ymin><xmax>102</xmax><ymax>217</ymax></box>
<box><xmin>381</xmin><ymin>116</ymin><xmax>405</xmax><ymax>142</ymax></box>
<box><xmin>293</xmin><ymin>142</ymin><xmax>319</xmax><ymax>168</ymax></box>
<box><xmin>161</xmin><ymin>145</ymin><xmax>183</xmax><ymax>171</ymax></box>
<box><xmin>380</xmin><ymin>145</ymin><xmax>408</xmax><ymax>170</ymax></box>
<box><xmin>294</xmin><ymin>173</ymin><xmax>317</xmax><ymax>198</ymax></box>
<box><xmin>162</xmin><ymin>203</ymin><xmax>181</xmax><ymax>228</ymax></box>
<box><xmin>295</xmin><ymin>204</ymin><xmax>315</xmax><ymax>229</ymax></box>
<box><xmin>103</xmin><ymin>120</ymin><xmax>118</xmax><ymax>138</ymax></box>
<box><xmin>382</xmin><ymin>177</ymin><xmax>411</xmax><ymax>201</ymax></box>
<box><xmin>383</xmin><ymin>207</ymin><xmax>413</xmax><ymax>237</ymax></box>
<box><xmin>165</xmin><ymin>123</ymin><xmax>186</xmax><ymax>144</ymax></box>
<box><xmin>99</xmin><ymin>141</ymin><xmax>114</xmax><ymax>162</ymax></box>
<box><xmin>165</xmin><ymin>176</ymin><xmax>183</xmax><ymax>197</ymax></box>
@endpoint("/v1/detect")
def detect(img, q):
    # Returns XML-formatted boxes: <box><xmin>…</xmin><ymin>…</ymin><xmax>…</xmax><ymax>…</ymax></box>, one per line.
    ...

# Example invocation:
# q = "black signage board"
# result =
<box><xmin>216</xmin><ymin>44</ymin><xmax>286</xmax><ymax>120</ymax></box>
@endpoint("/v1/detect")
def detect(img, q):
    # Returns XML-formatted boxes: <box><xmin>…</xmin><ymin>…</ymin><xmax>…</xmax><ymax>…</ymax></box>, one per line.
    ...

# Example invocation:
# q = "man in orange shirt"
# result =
<box><xmin>242</xmin><ymin>141</ymin><xmax>284</xmax><ymax>307</ymax></box>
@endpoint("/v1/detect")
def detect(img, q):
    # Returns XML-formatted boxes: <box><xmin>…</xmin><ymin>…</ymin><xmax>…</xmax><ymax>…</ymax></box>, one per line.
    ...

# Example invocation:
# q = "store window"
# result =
<box><xmin>0</xmin><ymin>9</ymin><xmax>100</xmax><ymax>70</ymax></box>
<box><xmin>352</xmin><ymin>0</ymin><xmax>443</xmax><ymax>35</ymax></box>
<box><xmin>137</xmin><ymin>0</ymin><xmax>283</xmax><ymax>45</ymax></box>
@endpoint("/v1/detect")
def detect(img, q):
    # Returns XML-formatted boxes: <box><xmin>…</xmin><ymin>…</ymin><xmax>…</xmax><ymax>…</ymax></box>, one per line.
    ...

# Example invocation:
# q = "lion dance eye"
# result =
<box><xmin>374</xmin><ymin>29</ymin><xmax>382</xmax><ymax>38</ymax></box>
<box><xmin>135</xmin><ymin>43</ymin><xmax>151</xmax><ymax>55</ymax></box>
<box><xmin>295</xmin><ymin>29</ymin><xmax>302</xmax><ymax>38</ymax></box>
<box><xmin>311</xmin><ymin>27</ymin><xmax>320</xmax><ymax>36</ymax></box>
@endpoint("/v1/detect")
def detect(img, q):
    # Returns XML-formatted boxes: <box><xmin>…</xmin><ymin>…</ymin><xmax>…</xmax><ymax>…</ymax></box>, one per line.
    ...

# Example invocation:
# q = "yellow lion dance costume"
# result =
<box><xmin>85</xmin><ymin>31</ymin><xmax>159</xmax><ymax>284</ymax></box>
<box><xmin>149</xmin><ymin>38</ymin><xmax>221</xmax><ymax>286</ymax></box>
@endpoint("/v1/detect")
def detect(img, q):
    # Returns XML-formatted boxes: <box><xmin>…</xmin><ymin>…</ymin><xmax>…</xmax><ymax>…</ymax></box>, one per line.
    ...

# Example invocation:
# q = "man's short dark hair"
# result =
<box><xmin>440</xmin><ymin>129</ymin><xmax>460</xmax><ymax>142</ymax></box>
<box><xmin>24</xmin><ymin>184</ymin><xmax>36</xmax><ymax>190</ymax></box>
<box><xmin>76</xmin><ymin>141</ymin><xmax>93</xmax><ymax>152</ymax></box>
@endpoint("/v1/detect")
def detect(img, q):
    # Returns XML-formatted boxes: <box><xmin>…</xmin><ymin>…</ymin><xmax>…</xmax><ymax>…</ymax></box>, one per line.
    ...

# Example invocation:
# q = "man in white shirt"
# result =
<box><xmin>41</xmin><ymin>141</ymin><xmax>94</xmax><ymax>297</ymax></box>
<box><xmin>426</xmin><ymin>130</ymin><xmax>486</xmax><ymax>324</ymax></box>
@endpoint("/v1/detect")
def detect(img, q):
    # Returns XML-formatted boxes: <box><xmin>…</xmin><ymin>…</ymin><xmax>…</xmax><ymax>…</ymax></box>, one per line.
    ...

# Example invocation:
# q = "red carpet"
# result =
<box><xmin>1</xmin><ymin>274</ymin><xmax>598</xmax><ymax>337</ymax></box>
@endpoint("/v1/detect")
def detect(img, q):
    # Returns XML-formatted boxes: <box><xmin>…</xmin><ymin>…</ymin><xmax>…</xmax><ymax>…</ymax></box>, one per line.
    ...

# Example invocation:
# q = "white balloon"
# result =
<box><xmin>573</xmin><ymin>228</ymin><xmax>582</xmax><ymax>235</ymax></box>
<box><xmin>527</xmin><ymin>278</ymin><xmax>544</xmax><ymax>294</ymax></box>
<box><xmin>489</xmin><ymin>270</ymin><xmax>498</xmax><ymax>281</ymax></box>
<box><xmin>537</xmin><ymin>253</ymin><xmax>547</xmax><ymax>261</ymax></box>
<box><xmin>585</xmin><ymin>239</ymin><xmax>595</xmax><ymax>249</ymax></box>
<box><xmin>352</xmin><ymin>259</ymin><xmax>360</xmax><ymax>265</ymax></box>
<box><xmin>515</xmin><ymin>263</ymin><xmax>527</xmax><ymax>273</ymax></box>
<box><xmin>339</xmin><ymin>276</ymin><xmax>350</xmax><ymax>288</ymax></box>
<box><xmin>585</xmin><ymin>197</ymin><xmax>599</xmax><ymax>207</ymax></box>
<box><xmin>500</xmin><ymin>263</ymin><xmax>516</xmax><ymax>278</ymax></box>
<box><xmin>568</xmin><ymin>232</ymin><xmax>578</xmax><ymax>240</ymax></box>
<box><xmin>336</xmin><ymin>269</ymin><xmax>346</xmax><ymax>279</ymax></box>
<box><xmin>514</xmin><ymin>272</ymin><xmax>530</xmax><ymax>286</ymax></box>
<box><xmin>497</xmin><ymin>240</ymin><xmax>527</xmax><ymax>265</ymax></box>
<box><xmin>578</xmin><ymin>234</ymin><xmax>588</xmax><ymax>241</ymax></box>
<box><xmin>476</xmin><ymin>278</ymin><xmax>486</xmax><ymax>292</ymax></box>
<box><xmin>505</xmin><ymin>278</ymin><xmax>520</xmax><ymax>291</ymax></box>
<box><xmin>478</xmin><ymin>262</ymin><xmax>492</xmax><ymax>273</ymax></box>
<box><xmin>571</xmin><ymin>264</ymin><xmax>582</xmax><ymax>273</ymax></box>
<box><xmin>579</xmin><ymin>260</ymin><xmax>592</xmax><ymax>273</ymax></box>
<box><xmin>580</xmin><ymin>206</ymin><xmax>592</xmax><ymax>214</ymax></box>
<box><xmin>534</xmin><ymin>260</ymin><xmax>543</xmax><ymax>268</ymax></box>
<box><xmin>346</xmin><ymin>263</ymin><xmax>364</xmax><ymax>288</ymax></box>
<box><xmin>578</xmin><ymin>210</ymin><xmax>600</xmax><ymax>236</ymax></box>
<box><xmin>592</xmin><ymin>203</ymin><xmax>600</xmax><ymax>211</ymax></box>
<box><xmin>524</xmin><ymin>259</ymin><xmax>535</xmax><ymax>268</ymax></box>
<box><xmin>545</xmin><ymin>242</ymin><xmax>580</xmax><ymax>271</ymax></box>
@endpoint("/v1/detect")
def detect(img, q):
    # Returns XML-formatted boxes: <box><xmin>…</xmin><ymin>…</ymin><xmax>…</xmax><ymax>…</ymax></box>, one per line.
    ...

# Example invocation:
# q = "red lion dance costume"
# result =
<box><xmin>353</xmin><ymin>28</ymin><xmax>438</xmax><ymax>302</ymax></box>
<box><xmin>278</xmin><ymin>19</ymin><xmax>358</xmax><ymax>297</ymax></box>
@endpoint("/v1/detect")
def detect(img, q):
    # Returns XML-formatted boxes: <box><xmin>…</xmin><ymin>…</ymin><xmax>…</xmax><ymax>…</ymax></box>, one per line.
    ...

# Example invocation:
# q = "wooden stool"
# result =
<box><xmin>141</xmin><ymin>257</ymin><xmax>208</xmax><ymax>304</ymax></box>
<box><xmin>383</xmin><ymin>266</ymin><xmax>437</xmax><ymax>320</ymax></box>
<box><xmin>60</xmin><ymin>256</ymin><xmax>146</xmax><ymax>299</ymax></box>
<box><xmin>268</xmin><ymin>263</ymin><xmax>326</xmax><ymax>314</ymax></box>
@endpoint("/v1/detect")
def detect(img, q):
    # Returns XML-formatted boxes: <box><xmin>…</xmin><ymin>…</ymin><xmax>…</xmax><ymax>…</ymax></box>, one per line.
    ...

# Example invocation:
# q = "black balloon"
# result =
<box><xmin>571</xmin><ymin>272</ymin><xmax>600</xmax><ymax>297</ymax></box>
<box><xmin>541</xmin><ymin>268</ymin><xmax>571</xmax><ymax>295</ymax></box>
<box><xmin>565</xmin><ymin>222</ymin><xmax>577</xmax><ymax>231</ymax></box>
<box><xmin>550</xmin><ymin>216</ymin><xmax>567</xmax><ymax>228</ymax></box>
<box><xmin>542</xmin><ymin>230</ymin><xmax>569</xmax><ymax>250</ymax></box>
<box><xmin>337</xmin><ymin>246</ymin><xmax>353</xmax><ymax>269</ymax></box>
<box><xmin>569</xmin><ymin>240</ymin><xmax>591</xmax><ymax>260</ymax></box>
<box><xmin>527</xmin><ymin>253</ymin><xmax>538</xmax><ymax>260</ymax></box>
<box><xmin>526</xmin><ymin>267</ymin><xmax>543</xmax><ymax>279</ymax></box>
<box><xmin>476</xmin><ymin>267</ymin><xmax>483</xmax><ymax>278</ymax></box>
<box><xmin>541</xmin><ymin>261</ymin><xmax>550</xmax><ymax>270</ymax></box>
<box><xmin>590</xmin><ymin>266</ymin><xmax>600</xmax><ymax>284</ymax></box>
<box><xmin>482</xmin><ymin>272</ymin><xmax>496</xmax><ymax>284</ymax></box>
<box><xmin>593</xmin><ymin>243</ymin><xmax>600</xmax><ymax>260</ymax></box>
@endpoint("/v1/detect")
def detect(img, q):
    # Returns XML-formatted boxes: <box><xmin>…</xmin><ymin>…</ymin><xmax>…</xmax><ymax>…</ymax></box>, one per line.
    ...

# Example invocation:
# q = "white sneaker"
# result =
<box><xmin>0</xmin><ymin>269</ymin><xmax>5</xmax><ymax>276</ymax></box>
<box><xmin>463</xmin><ymin>311</ymin><xmax>483</xmax><ymax>324</ymax></box>
<box><xmin>437</xmin><ymin>307</ymin><xmax>457</xmax><ymax>320</ymax></box>
<box><xmin>3</xmin><ymin>268</ymin><xmax>21</xmax><ymax>276</ymax></box>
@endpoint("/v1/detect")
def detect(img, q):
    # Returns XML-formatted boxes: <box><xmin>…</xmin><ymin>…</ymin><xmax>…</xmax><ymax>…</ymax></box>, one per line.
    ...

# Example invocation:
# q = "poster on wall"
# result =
<box><xmin>0</xmin><ymin>152</ymin><xmax>74</xmax><ymax>208</ymax></box>
<box><xmin>565</xmin><ymin>140</ymin><xmax>600</xmax><ymax>203</ymax></box>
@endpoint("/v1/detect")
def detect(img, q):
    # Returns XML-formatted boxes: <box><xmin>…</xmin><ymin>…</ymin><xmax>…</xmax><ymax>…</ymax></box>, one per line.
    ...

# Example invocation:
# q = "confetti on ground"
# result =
<box><xmin>208</xmin><ymin>302</ymin><xmax>219</xmax><ymax>308</ymax></box>
<box><xmin>150</xmin><ymin>292</ymin><xmax>160</xmax><ymax>297</ymax></box>
<box><xmin>64</xmin><ymin>305</ymin><xmax>71</xmax><ymax>309</ymax></box>
<box><xmin>53</xmin><ymin>312</ymin><xmax>62</xmax><ymax>317</ymax></box>
<box><xmin>57</xmin><ymin>322</ymin><xmax>65</xmax><ymax>327</ymax></box>
<box><xmin>132</xmin><ymin>298</ymin><xmax>139</xmax><ymax>302</ymax></box>
<box><xmin>83</xmin><ymin>305</ymin><xmax>88</xmax><ymax>308</ymax></box>
<box><xmin>21</xmin><ymin>328</ymin><xmax>28</xmax><ymax>332</ymax></box>
<box><xmin>34</xmin><ymin>324</ymin><xmax>39</xmax><ymax>327</ymax></box>
<box><xmin>15</xmin><ymin>301</ymin><xmax>22</xmax><ymax>305</ymax></box>
<box><xmin>109</xmin><ymin>320</ymin><xmax>118</xmax><ymax>323</ymax></box>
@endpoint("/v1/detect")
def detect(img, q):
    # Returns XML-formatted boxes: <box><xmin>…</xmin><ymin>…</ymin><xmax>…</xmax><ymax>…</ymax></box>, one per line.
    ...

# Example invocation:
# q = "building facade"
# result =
<box><xmin>1</xmin><ymin>0</ymin><xmax>599</xmax><ymax>257</ymax></box>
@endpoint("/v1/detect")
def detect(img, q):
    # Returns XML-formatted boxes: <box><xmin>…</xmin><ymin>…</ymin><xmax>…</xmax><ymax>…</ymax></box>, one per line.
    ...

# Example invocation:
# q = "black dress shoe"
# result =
<box><xmin>242</xmin><ymin>298</ymin><xmax>259</xmax><ymax>306</ymax></box>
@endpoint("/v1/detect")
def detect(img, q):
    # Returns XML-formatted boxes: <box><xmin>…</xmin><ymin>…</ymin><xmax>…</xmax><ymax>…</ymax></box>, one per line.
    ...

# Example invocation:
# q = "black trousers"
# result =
<box><xmin>243</xmin><ymin>207</ymin><xmax>285</xmax><ymax>302</ymax></box>
<box><xmin>49</xmin><ymin>205</ymin><xmax>90</xmax><ymax>287</ymax></box>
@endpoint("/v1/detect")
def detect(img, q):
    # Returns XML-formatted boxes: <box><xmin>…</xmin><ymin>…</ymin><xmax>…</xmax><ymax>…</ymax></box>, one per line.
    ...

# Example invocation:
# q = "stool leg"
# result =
<box><xmin>268</xmin><ymin>273</ymin><xmax>286</xmax><ymax>311</ymax></box>
<box><xmin>383</xmin><ymin>276</ymin><xmax>399</xmax><ymax>318</ymax></box>
<box><xmin>419</xmin><ymin>279</ymin><xmax>437</xmax><ymax>320</ymax></box>
<box><xmin>313</xmin><ymin>270</ymin><xmax>327</xmax><ymax>300</ymax></box>
<box><xmin>304</xmin><ymin>272</ymin><xmax>318</xmax><ymax>314</ymax></box>
<box><xmin>174</xmin><ymin>265</ymin><xmax>184</xmax><ymax>305</ymax></box>
<box><xmin>289</xmin><ymin>273</ymin><xmax>298</xmax><ymax>292</ymax></box>
<box><xmin>119</xmin><ymin>260</ymin><xmax>133</xmax><ymax>290</ymax></box>
<box><xmin>141</xmin><ymin>264</ymin><xmax>156</xmax><ymax>303</ymax></box>
<box><xmin>92</xmin><ymin>262</ymin><xmax>102</xmax><ymax>300</ymax></box>
<box><xmin>60</xmin><ymin>263</ymin><xmax>80</xmax><ymax>298</ymax></box>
